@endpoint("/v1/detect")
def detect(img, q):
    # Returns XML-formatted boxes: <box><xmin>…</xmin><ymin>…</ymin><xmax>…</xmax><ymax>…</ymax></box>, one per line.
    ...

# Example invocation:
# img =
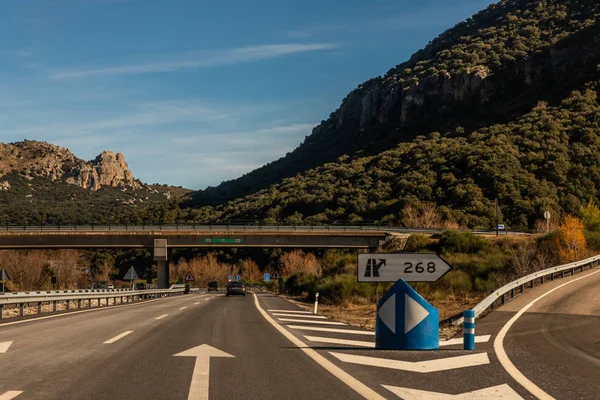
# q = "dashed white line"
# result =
<box><xmin>103</xmin><ymin>331</ymin><xmax>133</xmax><ymax>344</ymax></box>
<box><xmin>304</xmin><ymin>336</ymin><xmax>374</xmax><ymax>348</ymax></box>
<box><xmin>494</xmin><ymin>269</ymin><xmax>600</xmax><ymax>400</ymax></box>
<box><xmin>179</xmin><ymin>307</ymin><xmax>188</xmax><ymax>310</ymax></box>
<box><xmin>155</xmin><ymin>314</ymin><xmax>169</xmax><ymax>320</ymax></box>
<box><xmin>194</xmin><ymin>302</ymin><xmax>201</xmax><ymax>305</ymax></box>
<box><xmin>272</xmin><ymin>313</ymin><xmax>327</xmax><ymax>319</ymax></box>
<box><xmin>0</xmin><ymin>391</ymin><xmax>23</xmax><ymax>400</ymax></box>
<box><xmin>268</xmin><ymin>309</ymin><xmax>311</xmax><ymax>314</ymax></box>
<box><xmin>277</xmin><ymin>318</ymin><xmax>346</xmax><ymax>325</ymax></box>
<box><xmin>330</xmin><ymin>352</ymin><xmax>490</xmax><ymax>373</ymax></box>
<box><xmin>287</xmin><ymin>325</ymin><xmax>374</xmax><ymax>335</ymax></box>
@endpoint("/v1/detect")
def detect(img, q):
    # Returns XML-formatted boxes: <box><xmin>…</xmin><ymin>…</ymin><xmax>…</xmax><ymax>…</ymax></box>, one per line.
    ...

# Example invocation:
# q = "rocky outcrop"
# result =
<box><xmin>67</xmin><ymin>151</ymin><xmax>142</xmax><ymax>190</ymax></box>
<box><xmin>0</xmin><ymin>140</ymin><xmax>143</xmax><ymax>191</ymax></box>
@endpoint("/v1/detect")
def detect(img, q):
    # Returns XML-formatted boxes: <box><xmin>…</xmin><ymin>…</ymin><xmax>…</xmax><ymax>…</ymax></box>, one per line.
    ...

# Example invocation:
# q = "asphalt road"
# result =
<box><xmin>2</xmin><ymin>268</ymin><xmax>599</xmax><ymax>400</ymax></box>
<box><xmin>0</xmin><ymin>291</ymin><xmax>360</xmax><ymax>400</ymax></box>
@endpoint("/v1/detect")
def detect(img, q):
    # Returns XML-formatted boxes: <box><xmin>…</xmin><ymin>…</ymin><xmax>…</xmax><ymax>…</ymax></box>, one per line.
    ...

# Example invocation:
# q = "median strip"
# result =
<box><xmin>103</xmin><ymin>331</ymin><xmax>133</xmax><ymax>344</ymax></box>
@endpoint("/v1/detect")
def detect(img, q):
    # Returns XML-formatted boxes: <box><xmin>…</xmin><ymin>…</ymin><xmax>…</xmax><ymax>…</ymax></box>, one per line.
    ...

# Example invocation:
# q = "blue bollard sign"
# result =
<box><xmin>375</xmin><ymin>279</ymin><xmax>439</xmax><ymax>350</ymax></box>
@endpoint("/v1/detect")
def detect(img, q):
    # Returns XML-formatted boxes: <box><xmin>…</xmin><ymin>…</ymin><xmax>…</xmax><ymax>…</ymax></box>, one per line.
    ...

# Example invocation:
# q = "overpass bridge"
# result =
<box><xmin>0</xmin><ymin>225</ymin><xmax>389</xmax><ymax>289</ymax></box>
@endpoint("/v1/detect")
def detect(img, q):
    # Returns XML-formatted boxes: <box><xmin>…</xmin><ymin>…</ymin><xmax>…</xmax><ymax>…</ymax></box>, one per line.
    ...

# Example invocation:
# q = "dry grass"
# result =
<box><xmin>282</xmin><ymin>293</ymin><xmax>483</xmax><ymax>339</ymax></box>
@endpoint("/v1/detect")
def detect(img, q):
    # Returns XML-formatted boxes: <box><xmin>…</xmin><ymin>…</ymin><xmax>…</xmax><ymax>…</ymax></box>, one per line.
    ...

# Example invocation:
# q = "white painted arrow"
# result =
<box><xmin>174</xmin><ymin>344</ymin><xmax>235</xmax><ymax>400</ymax></box>
<box><xmin>0</xmin><ymin>341</ymin><xmax>13</xmax><ymax>354</ymax></box>
<box><xmin>383</xmin><ymin>383</ymin><xmax>524</xmax><ymax>399</ymax></box>
<box><xmin>379</xmin><ymin>293</ymin><xmax>396</xmax><ymax>333</ymax></box>
<box><xmin>329</xmin><ymin>352</ymin><xmax>489</xmax><ymax>373</ymax></box>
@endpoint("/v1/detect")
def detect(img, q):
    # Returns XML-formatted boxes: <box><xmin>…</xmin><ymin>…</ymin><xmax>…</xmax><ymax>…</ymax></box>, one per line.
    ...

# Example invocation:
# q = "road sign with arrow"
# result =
<box><xmin>376</xmin><ymin>279</ymin><xmax>439</xmax><ymax>350</ymax></box>
<box><xmin>357</xmin><ymin>253</ymin><xmax>452</xmax><ymax>283</ymax></box>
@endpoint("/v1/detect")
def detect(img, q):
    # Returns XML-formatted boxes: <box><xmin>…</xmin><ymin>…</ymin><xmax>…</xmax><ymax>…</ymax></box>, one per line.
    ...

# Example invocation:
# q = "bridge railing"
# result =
<box><xmin>452</xmin><ymin>254</ymin><xmax>600</xmax><ymax>325</ymax></box>
<box><xmin>0</xmin><ymin>288</ymin><xmax>187</xmax><ymax>319</ymax></box>
<box><xmin>0</xmin><ymin>224</ymin><xmax>533</xmax><ymax>235</ymax></box>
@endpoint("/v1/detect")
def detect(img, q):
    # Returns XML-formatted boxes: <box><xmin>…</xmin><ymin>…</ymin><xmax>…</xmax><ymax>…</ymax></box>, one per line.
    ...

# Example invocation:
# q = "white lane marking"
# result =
<box><xmin>174</xmin><ymin>344</ymin><xmax>235</xmax><ymax>400</ymax></box>
<box><xmin>272</xmin><ymin>313</ymin><xmax>327</xmax><ymax>319</ymax></box>
<box><xmin>383</xmin><ymin>384</ymin><xmax>524</xmax><ymax>399</ymax></box>
<box><xmin>155</xmin><ymin>314</ymin><xmax>169</xmax><ymax>320</ymax></box>
<box><xmin>0</xmin><ymin>341</ymin><xmax>13</xmax><ymax>353</ymax></box>
<box><xmin>267</xmin><ymin>309</ymin><xmax>311</xmax><ymax>314</ymax></box>
<box><xmin>278</xmin><ymin>318</ymin><xmax>346</xmax><ymax>325</ymax></box>
<box><xmin>194</xmin><ymin>302</ymin><xmax>201</xmax><ymax>305</ymax></box>
<box><xmin>304</xmin><ymin>336</ymin><xmax>374</xmax><ymax>348</ymax></box>
<box><xmin>330</xmin><ymin>352</ymin><xmax>489</xmax><ymax>373</ymax></box>
<box><xmin>0</xmin><ymin>391</ymin><xmax>24</xmax><ymax>400</ymax></box>
<box><xmin>204</xmin><ymin>298</ymin><xmax>210</xmax><ymax>301</ymax></box>
<box><xmin>103</xmin><ymin>331</ymin><xmax>133</xmax><ymax>344</ymax></box>
<box><xmin>180</xmin><ymin>307</ymin><xmax>188</xmax><ymax>310</ymax></box>
<box><xmin>494</xmin><ymin>268</ymin><xmax>600</xmax><ymax>400</ymax></box>
<box><xmin>287</xmin><ymin>325</ymin><xmax>374</xmax><ymax>336</ymax></box>
<box><xmin>253</xmin><ymin>294</ymin><xmax>385</xmax><ymax>400</ymax></box>
<box><xmin>440</xmin><ymin>335</ymin><xmax>491</xmax><ymax>347</ymax></box>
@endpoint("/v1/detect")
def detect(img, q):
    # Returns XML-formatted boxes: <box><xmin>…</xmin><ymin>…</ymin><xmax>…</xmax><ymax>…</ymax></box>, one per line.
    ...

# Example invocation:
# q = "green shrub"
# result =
<box><xmin>284</xmin><ymin>272</ymin><xmax>318</xmax><ymax>296</ymax></box>
<box><xmin>312</xmin><ymin>274</ymin><xmax>376</xmax><ymax>304</ymax></box>
<box><xmin>584</xmin><ymin>230</ymin><xmax>600</xmax><ymax>250</ymax></box>
<box><xmin>437</xmin><ymin>230</ymin><xmax>487</xmax><ymax>254</ymax></box>
<box><xmin>404</xmin><ymin>234</ymin><xmax>432</xmax><ymax>252</ymax></box>
<box><xmin>473</xmin><ymin>276</ymin><xmax>496</xmax><ymax>293</ymax></box>
<box><xmin>443</xmin><ymin>270</ymin><xmax>473</xmax><ymax>294</ymax></box>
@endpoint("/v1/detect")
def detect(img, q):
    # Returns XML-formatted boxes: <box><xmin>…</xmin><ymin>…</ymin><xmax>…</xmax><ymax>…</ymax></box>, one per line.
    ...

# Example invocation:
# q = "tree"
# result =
<box><xmin>579</xmin><ymin>199</ymin><xmax>600</xmax><ymax>232</ymax></box>
<box><xmin>557</xmin><ymin>216</ymin><xmax>587</xmax><ymax>262</ymax></box>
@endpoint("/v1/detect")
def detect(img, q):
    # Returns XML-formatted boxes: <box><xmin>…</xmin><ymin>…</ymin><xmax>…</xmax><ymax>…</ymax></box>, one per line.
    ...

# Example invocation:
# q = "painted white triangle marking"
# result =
<box><xmin>0</xmin><ymin>391</ymin><xmax>24</xmax><ymax>400</ymax></box>
<box><xmin>329</xmin><ymin>351</ymin><xmax>489</xmax><ymax>373</ymax></box>
<box><xmin>405</xmin><ymin>293</ymin><xmax>429</xmax><ymax>334</ymax></box>
<box><xmin>440</xmin><ymin>335</ymin><xmax>491</xmax><ymax>347</ymax></box>
<box><xmin>304</xmin><ymin>336</ymin><xmax>374</xmax><ymax>348</ymax></box>
<box><xmin>383</xmin><ymin>383</ymin><xmax>524</xmax><ymax>399</ymax></box>
<box><xmin>378</xmin><ymin>293</ymin><xmax>395</xmax><ymax>334</ymax></box>
<box><xmin>0</xmin><ymin>341</ymin><xmax>13</xmax><ymax>354</ymax></box>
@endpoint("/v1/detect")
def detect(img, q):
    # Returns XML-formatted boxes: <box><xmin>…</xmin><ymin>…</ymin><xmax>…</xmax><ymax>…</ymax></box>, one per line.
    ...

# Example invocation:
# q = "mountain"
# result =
<box><xmin>187</xmin><ymin>0</ymin><xmax>600</xmax><ymax>207</ymax></box>
<box><xmin>0</xmin><ymin>140</ymin><xmax>171</xmax><ymax>224</ymax></box>
<box><xmin>170</xmin><ymin>0</ymin><xmax>600</xmax><ymax>229</ymax></box>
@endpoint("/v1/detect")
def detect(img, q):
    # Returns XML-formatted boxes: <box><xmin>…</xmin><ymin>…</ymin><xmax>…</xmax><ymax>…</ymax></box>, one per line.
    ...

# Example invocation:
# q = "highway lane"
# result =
<box><xmin>499</xmin><ymin>267</ymin><xmax>600</xmax><ymax>399</ymax></box>
<box><xmin>0</xmin><ymin>291</ymin><xmax>361</xmax><ymax>400</ymax></box>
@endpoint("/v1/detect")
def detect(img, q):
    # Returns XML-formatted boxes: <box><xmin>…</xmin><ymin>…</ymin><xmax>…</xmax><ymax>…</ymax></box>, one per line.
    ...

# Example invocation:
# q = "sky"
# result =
<box><xmin>0</xmin><ymin>0</ymin><xmax>493</xmax><ymax>189</ymax></box>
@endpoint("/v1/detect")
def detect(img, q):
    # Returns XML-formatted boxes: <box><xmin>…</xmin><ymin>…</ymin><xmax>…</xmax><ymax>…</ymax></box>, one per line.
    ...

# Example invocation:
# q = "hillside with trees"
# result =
<box><xmin>188</xmin><ymin>0</ymin><xmax>600</xmax><ymax>208</ymax></box>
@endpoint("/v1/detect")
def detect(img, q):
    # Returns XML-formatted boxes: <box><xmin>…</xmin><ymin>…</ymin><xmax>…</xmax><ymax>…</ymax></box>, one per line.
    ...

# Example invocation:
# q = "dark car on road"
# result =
<box><xmin>226</xmin><ymin>281</ymin><xmax>245</xmax><ymax>297</ymax></box>
<box><xmin>207</xmin><ymin>281</ymin><xmax>219</xmax><ymax>292</ymax></box>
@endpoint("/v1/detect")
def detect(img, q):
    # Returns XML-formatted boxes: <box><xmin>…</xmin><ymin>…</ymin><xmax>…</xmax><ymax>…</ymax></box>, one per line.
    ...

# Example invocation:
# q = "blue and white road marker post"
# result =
<box><xmin>463</xmin><ymin>309</ymin><xmax>475</xmax><ymax>350</ymax></box>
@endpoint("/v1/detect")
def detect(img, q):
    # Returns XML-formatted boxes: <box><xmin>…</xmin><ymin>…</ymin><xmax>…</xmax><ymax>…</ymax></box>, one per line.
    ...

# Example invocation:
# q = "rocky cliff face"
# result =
<box><xmin>0</xmin><ymin>140</ymin><xmax>143</xmax><ymax>191</ymax></box>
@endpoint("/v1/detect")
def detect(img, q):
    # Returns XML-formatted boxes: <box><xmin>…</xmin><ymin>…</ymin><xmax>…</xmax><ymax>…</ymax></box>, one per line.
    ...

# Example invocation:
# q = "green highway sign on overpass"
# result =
<box><xmin>203</xmin><ymin>238</ymin><xmax>243</xmax><ymax>244</ymax></box>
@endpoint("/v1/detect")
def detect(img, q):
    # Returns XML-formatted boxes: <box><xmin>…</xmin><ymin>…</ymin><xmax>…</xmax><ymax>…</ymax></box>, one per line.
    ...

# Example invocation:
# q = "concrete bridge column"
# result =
<box><xmin>154</xmin><ymin>239</ymin><xmax>169</xmax><ymax>289</ymax></box>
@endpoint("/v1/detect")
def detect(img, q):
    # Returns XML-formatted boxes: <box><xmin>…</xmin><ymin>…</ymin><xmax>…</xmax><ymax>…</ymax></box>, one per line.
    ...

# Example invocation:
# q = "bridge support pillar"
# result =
<box><xmin>155</xmin><ymin>239</ymin><xmax>169</xmax><ymax>289</ymax></box>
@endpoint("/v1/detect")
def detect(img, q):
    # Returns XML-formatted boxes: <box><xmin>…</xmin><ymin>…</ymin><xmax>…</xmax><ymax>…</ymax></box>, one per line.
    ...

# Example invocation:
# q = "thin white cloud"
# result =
<box><xmin>51</xmin><ymin>43</ymin><xmax>337</xmax><ymax>79</ymax></box>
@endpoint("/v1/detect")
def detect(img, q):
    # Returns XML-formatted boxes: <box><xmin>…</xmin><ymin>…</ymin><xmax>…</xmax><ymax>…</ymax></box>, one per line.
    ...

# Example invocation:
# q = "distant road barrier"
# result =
<box><xmin>0</xmin><ymin>224</ymin><xmax>532</xmax><ymax>235</ymax></box>
<box><xmin>0</xmin><ymin>287</ymin><xmax>187</xmax><ymax>320</ymax></box>
<box><xmin>453</xmin><ymin>254</ymin><xmax>600</xmax><ymax>325</ymax></box>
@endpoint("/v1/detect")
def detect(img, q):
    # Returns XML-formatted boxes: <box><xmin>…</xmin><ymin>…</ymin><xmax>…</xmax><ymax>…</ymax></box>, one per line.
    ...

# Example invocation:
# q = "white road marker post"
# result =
<box><xmin>464</xmin><ymin>309</ymin><xmax>475</xmax><ymax>350</ymax></box>
<box><xmin>314</xmin><ymin>292</ymin><xmax>319</xmax><ymax>314</ymax></box>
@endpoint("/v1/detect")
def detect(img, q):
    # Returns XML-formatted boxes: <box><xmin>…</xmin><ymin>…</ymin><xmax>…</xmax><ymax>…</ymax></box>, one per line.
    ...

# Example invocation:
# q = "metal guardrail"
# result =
<box><xmin>0</xmin><ymin>288</ymin><xmax>187</xmax><ymax>319</ymax></box>
<box><xmin>453</xmin><ymin>254</ymin><xmax>600</xmax><ymax>325</ymax></box>
<box><xmin>0</xmin><ymin>224</ymin><xmax>532</xmax><ymax>235</ymax></box>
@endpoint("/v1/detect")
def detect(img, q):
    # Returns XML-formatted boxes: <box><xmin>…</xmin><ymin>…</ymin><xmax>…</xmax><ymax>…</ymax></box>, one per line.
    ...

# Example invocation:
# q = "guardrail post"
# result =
<box><xmin>88</xmin><ymin>299</ymin><xmax>91</xmax><ymax>308</ymax></box>
<box><xmin>551</xmin><ymin>273</ymin><xmax>555</xmax><ymax>281</ymax></box>
<box><xmin>0</xmin><ymin>305</ymin><xmax>2</xmax><ymax>320</ymax></box>
<box><xmin>66</xmin><ymin>300</ymin><xmax>70</xmax><ymax>310</ymax></box>
<box><xmin>541</xmin><ymin>275</ymin><xmax>545</xmax><ymax>284</ymax></box>
<box><xmin>520</xmin><ymin>284</ymin><xmax>524</xmax><ymax>294</ymax></box>
<box><xmin>571</xmin><ymin>267</ymin><xmax>575</xmax><ymax>275</ymax></box>
<box><xmin>463</xmin><ymin>310</ymin><xmax>475</xmax><ymax>350</ymax></box>
<box><xmin>52</xmin><ymin>301</ymin><xmax>57</xmax><ymax>312</ymax></box>
<box><xmin>77</xmin><ymin>299</ymin><xmax>81</xmax><ymax>309</ymax></box>
<box><xmin>531</xmin><ymin>279</ymin><xmax>535</xmax><ymax>288</ymax></box>
<box><xmin>501</xmin><ymin>294</ymin><xmax>505</xmax><ymax>305</ymax></box>
<box><xmin>20</xmin><ymin>303</ymin><xmax>24</xmax><ymax>316</ymax></box>
<box><xmin>37</xmin><ymin>302</ymin><xmax>42</xmax><ymax>314</ymax></box>
<box><xmin>510</xmin><ymin>288</ymin><xmax>515</xmax><ymax>298</ymax></box>
<box><xmin>561</xmin><ymin>270</ymin><xmax>565</xmax><ymax>278</ymax></box>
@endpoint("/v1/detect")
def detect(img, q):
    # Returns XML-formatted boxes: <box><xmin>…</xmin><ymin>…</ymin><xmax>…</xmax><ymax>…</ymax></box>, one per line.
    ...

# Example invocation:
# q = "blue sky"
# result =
<box><xmin>0</xmin><ymin>0</ymin><xmax>492</xmax><ymax>189</ymax></box>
